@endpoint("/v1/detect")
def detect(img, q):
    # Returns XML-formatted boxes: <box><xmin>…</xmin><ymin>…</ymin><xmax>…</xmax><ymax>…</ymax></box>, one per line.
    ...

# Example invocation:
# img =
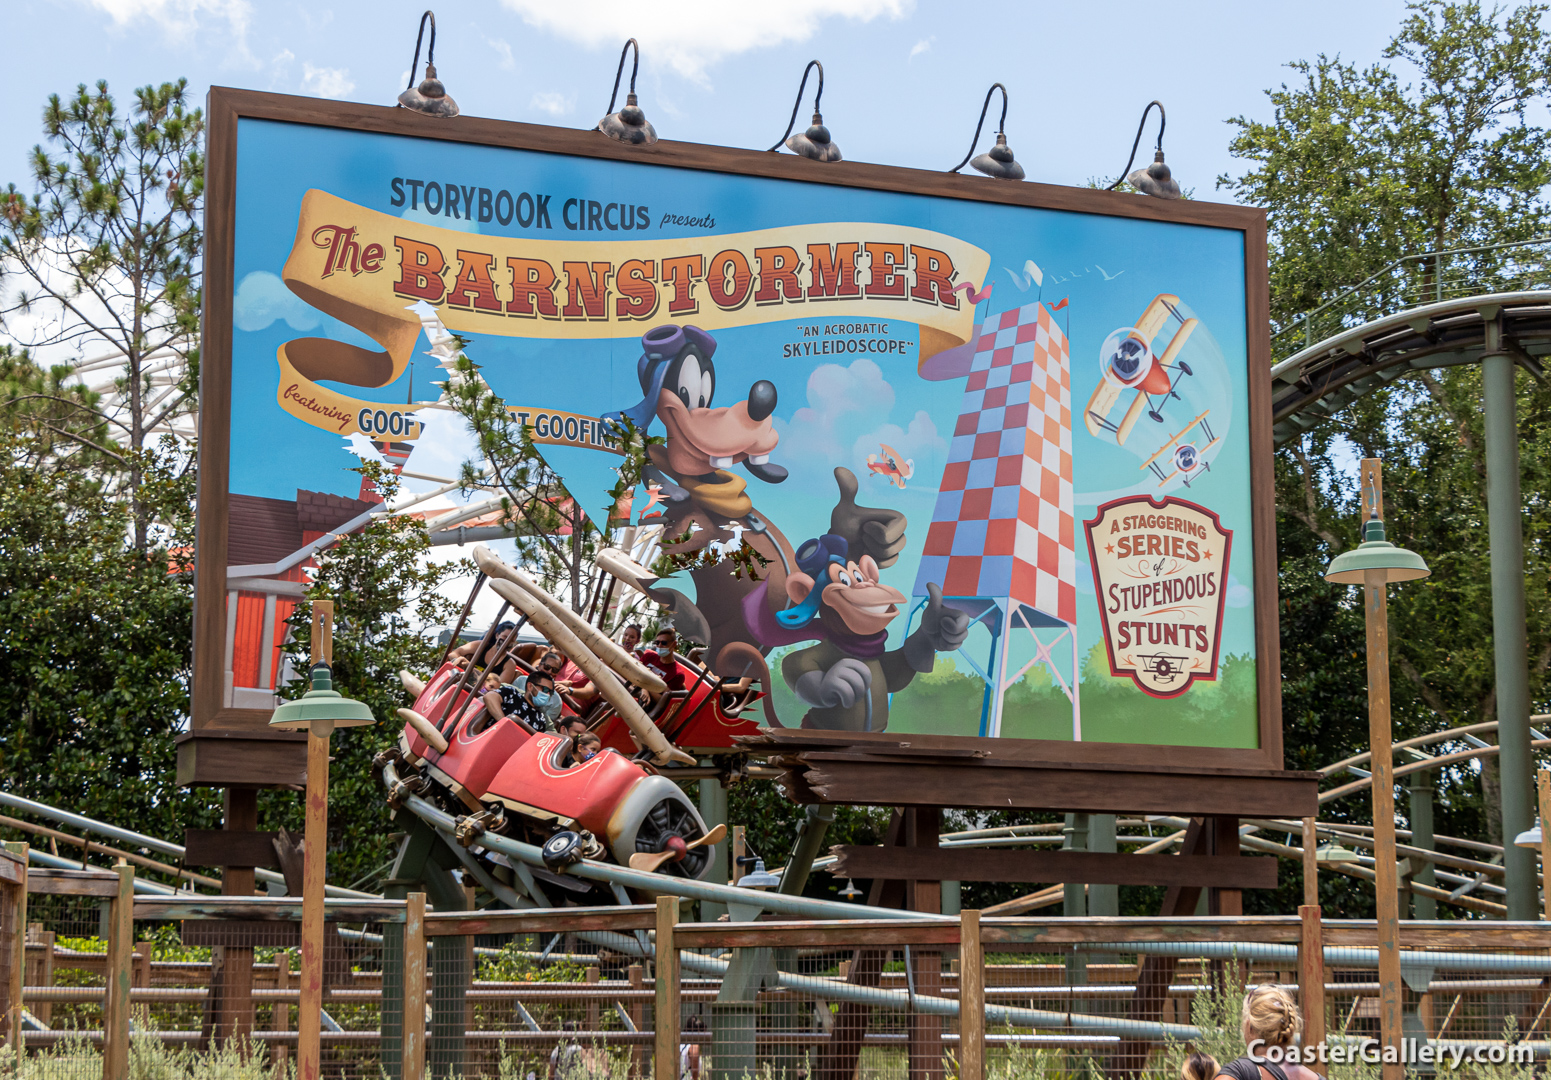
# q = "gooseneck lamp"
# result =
<box><xmin>398</xmin><ymin>11</ymin><xmax>460</xmax><ymax>118</ymax></box>
<box><xmin>598</xmin><ymin>38</ymin><xmax>657</xmax><ymax>144</ymax></box>
<box><xmin>769</xmin><ymin>60</ymin><xmax>841</xmax><ymax>162</ymax></box>
<box><xmin>949</xmin><ymin>83</ymin><xmax>1024</xmax><ymax>180</ymax></box>
<box><xmin>1107</xmin><ymin>101</ymin><xmax>1180</xmax><ymax>199</ymax></box>
<box><xmin>1323</xmin><ymin>512</ymin><xmax>1432</xmax><ymax>585</ymax></box>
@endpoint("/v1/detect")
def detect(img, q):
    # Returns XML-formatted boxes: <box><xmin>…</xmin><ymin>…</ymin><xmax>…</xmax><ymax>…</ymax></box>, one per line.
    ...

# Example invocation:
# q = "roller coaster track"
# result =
<box><xmin>1269</xmin><ymin>237</ymin><xmax>1551</xmax><ymax>443</ymax></box>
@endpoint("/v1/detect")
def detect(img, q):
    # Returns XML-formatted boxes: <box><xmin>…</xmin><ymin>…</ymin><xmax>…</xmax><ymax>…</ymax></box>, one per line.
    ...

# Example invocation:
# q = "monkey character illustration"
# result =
<box><xmin>605</xmin><ymin>324</ymin><xmax>784</xmax><ymax>547</ymax></box>
<box><xmin>775</xmin><ymin>535</ymin><xmax>969</xmax><ymax>732</ymax></box>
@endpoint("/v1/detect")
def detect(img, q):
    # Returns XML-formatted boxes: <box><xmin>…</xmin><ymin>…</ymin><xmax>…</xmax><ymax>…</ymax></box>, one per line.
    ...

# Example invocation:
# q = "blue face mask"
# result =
<box><xmin>531</xmin><ymin>690</ymin><xmax>552</xmax><ymax>708</ymax></box>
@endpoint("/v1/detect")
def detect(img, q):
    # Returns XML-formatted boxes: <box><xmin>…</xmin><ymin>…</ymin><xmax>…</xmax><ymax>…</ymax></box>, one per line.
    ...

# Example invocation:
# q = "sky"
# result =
<box><xmin>3</xmin><ymin>0</ymin><xmax>1419</xmax><ymax>202</ymax></box>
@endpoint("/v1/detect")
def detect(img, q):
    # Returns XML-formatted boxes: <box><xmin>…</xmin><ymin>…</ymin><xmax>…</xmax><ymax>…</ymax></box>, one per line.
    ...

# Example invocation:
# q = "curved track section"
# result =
<box><xmin>1271</xmin><ymin>291</ymin><xmax>1551</xmax><ymax>444</ymax></box>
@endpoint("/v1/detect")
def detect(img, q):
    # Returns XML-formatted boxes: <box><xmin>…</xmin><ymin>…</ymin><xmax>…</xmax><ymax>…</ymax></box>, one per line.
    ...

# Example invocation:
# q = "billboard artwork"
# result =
<box><xmin>218</xmin><ymin>109</ymin><xmax>1265</xmax><ymax>752</ymax></box>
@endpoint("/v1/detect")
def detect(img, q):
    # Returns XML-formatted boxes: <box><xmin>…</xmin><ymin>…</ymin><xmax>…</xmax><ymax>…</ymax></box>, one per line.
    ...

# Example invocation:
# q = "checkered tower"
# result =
<box><xmin>912</xmin><ymin>301</ymin><xmax>1080</xmax><ymax>738</ymax></box>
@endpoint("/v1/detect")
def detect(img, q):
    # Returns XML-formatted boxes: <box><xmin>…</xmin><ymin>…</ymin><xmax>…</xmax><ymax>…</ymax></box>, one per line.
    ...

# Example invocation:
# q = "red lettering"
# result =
<box><xmin>393</xmin><ymin>236</ymin><xmax>446</xmax><ymax>301</ymax></box>
<box><xmin>910</xmin><ymin>244</ymin><xmax>958</xmax><ymax>306</ymax></box>
<box><xmin>864</xmin><ymin>242</ymin><xmax>907</xmax><ymax>298</ymax></box>
<box><xmin>505</xmin><ymin>257</ymin><xmax>559</xmax><ymax>318</ymax></box>
<box><xmin>313</xmin><ymin>224</ymin><xmax>362</xmax><ymax>277</ymax></box>
<box><xmin>1146</xmin><ymin>534</ymin><xmax>1162</xmax><ymax>556</ymax></box>
<box><xmin>1186</xmin><ymin>540</ymin><xmax>1199</xmax><ymax>561</ymax></box>
<box><xmin>448</xmin><ymin>249</ymin><xmax>503</xmax><ymax>313</ymax></box>
<box><xmin>754</xmin><ymin>246</ymin><xmax>802</xmax><ymax>304</ymax></box>
<box><xmin>562</xmin><ymin>260</ymin><xmax>612</xmax><ymax>319</ymax></box>
<box><xmin>707</xmin><ymin>250</ymin><xmax>754</xmax><ymax>309</ymax></box>
<box><xmin>615</xmin><ymin>259</ymin><xmax>658</xmax><ymax>319</ymax></box>
<box><xmin>361</xmin><ymin>243</ymin><xmax>385</xmax><ymax>273</ymax></box>
<box><xmin>661</xmin><ymin>255</ymin><xmax>703</xmax><ymax>315</ymax></box>
<box><xmin>806</xmin><ymin>242</ymin><xmax>860</xmax><ymax>300</ymax></box>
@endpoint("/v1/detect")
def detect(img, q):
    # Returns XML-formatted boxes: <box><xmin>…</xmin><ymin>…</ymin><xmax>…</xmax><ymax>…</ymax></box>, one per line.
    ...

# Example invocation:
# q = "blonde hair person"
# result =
<box><xmin>1181</xmin><ymin>1050</ymin><xmax>1220</xmax><ymax>1080</ymax></box>
<box><xmin>1212</xmin><ymin>984</ymin><xmax>1323</xmax><ymax>1080</ymax></box>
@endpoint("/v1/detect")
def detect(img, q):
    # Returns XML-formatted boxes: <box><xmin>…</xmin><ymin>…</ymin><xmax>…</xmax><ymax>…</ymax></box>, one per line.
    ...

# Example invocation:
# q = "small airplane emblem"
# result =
<box><xmin>1085</xmin><ymin>294</ymin><xmax>1198</xmax><ymax>445</ymax></box>
<box><xmin>866</xmin><ymin>444</ymin><xmax>914</xmax><ymax>489</ymax></box>
<box><xmin>1137</xmin><ymin>653</ymin><xmax>1189</xmax><ymax>684</ymax></box>
<box><xmin>1140</xmin><ymin>411</ymin><xmax>1221</xmax><ymax>488</ymax></box>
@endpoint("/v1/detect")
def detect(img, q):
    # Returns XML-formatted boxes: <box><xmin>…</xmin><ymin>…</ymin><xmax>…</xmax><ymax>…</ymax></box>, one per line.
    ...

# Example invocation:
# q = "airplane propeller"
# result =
<box><xmin>627</xmin><ymin>823</ymin><xmax>727</xmax><ymax>873</ymax></box>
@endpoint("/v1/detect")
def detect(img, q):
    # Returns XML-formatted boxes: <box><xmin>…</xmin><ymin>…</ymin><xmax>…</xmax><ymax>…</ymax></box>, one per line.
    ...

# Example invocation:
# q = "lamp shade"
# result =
<box><xmin>1315</xmin><ymin>841</ymin><xmax>1362</xmax><ymax>865</ymax></box>
<box><xmin>1515</xmin><ymin>818</ymin><xmax>1543</xmax><ymax>851</ymax></box>
<box><xmin>970</xmin><ymin>133</ymin><xmax>1025</xmax><ymax>180</ymax></box>
<box><xmin>269</xmin><ymin>663</ymin><xmax>377</xmax><ymax>732</ymax></box>
<box><xmin>1324</xmin><ymin>517</ymin><xmax>1431</xmax><ymax>585</ymax></box>
<box><xmin>737</xmin><ymin>858</ymin><xmax>781</xmax><ymax>890</ymax></box>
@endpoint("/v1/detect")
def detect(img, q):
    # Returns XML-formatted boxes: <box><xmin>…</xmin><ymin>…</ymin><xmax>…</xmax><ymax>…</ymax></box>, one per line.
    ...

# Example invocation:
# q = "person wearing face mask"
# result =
<box><xmin>484</xmin><ymin>670</ymin><xmax>557</xmax><ymax>736</ymax></box>
<box><xmin>545</xmin><ymin>647</ymin><xmax>601</xmax><ymax>711</ymax></box>
<box><xmin>512</xmin><ymin>656</ymin><xmax>566</xmax><ymax>725</ymax></box>
<box><xmin>637</xmin><ymin>627</ymin><xmax>688</xmax><ymax>701</ymax></box>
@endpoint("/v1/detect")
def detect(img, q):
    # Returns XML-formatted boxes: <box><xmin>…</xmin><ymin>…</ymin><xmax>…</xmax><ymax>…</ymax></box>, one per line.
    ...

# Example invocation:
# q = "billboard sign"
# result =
<box><xmin>195</xmin><ymin>90</ymin><xmax>1278</xmax><ymax>771</ymax></box>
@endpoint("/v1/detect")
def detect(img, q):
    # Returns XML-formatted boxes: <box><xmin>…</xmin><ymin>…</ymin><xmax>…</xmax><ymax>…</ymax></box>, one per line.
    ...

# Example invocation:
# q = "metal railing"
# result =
<box><xmin>1273</xmin><ymin>236</ymin><xmax>1551</xmax><ymax>361</ymax></box>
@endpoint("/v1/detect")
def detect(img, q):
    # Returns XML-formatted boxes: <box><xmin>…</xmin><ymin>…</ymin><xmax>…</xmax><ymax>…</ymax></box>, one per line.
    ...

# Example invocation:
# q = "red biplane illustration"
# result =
<box><xmin>1084</xmin><ymin>293</ymin><xmax>1198</xmax><ymax>445</ymax></box>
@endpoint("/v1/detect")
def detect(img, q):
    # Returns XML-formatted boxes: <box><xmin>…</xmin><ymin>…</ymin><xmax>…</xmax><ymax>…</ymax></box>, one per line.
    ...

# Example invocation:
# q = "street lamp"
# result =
<box><xmin>268</xmin><ymin>601</ymin><xmax>375</xmax><ymax>1080</ymax></box>
<box><xmin>769</xmin><ymin>61</ymin><xmax>841</xmax><ymax>162</ymax></box>
<box><xmin>948</xmin><ymin>83</ymin><xmax>1025</xmax><ymax>180</ymax></box>
<box><xmin>1323</xmin><ymin>459</ymin><xmax>1429</xmax><ymax>1080</ymax></box>
<box><xmin>397</xmin><ymin>11</ymin><xmax>459</xmax><ymax>118</ymax></box>
<box><xmin>597</xmin><ymin>38</ymin><xmax>657</xmax><ymax>144</ymax></box>
<box><xmin>1106</xmin><ymin>101</ymin><xmax>1181</xmax><ymax>199</ymax></box>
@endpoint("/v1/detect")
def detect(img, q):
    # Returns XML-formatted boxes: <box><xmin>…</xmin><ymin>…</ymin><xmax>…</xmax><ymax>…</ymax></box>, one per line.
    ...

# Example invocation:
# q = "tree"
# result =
<box><xmin>1220</xmin><ymin>0</ymin><xmax>1551</xmax><ymax>334</ymax></box>
<box><xmin>1</xmin><ymin>79</ymin><xmax>204</xmax><ymax>547</ymax></box>
<box><xmin>269</xmin><ymin>463</ymin><xmax>471</xmax><ymax>891</ymax></box>
<box><xmin>1222</xmin><ymin>0</ymin><xmax>1551</xmax><ymax>900</ymax></box>
<box><xmin>441</xmin><ymin>341</ymin><xmax>662</xmax><ymax>621</ymax></box>
<box><xmin>0</xmin><ymin>418</ymin><xmax>216</xmax><ymax>847</ymax></box>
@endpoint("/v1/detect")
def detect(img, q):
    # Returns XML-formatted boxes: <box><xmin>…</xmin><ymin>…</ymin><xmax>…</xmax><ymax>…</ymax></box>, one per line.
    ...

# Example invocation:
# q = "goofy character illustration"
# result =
<box><xmin>608</xmin><ymin>324</ymin><xmax>786</xmax><ymax>540</ymax></box>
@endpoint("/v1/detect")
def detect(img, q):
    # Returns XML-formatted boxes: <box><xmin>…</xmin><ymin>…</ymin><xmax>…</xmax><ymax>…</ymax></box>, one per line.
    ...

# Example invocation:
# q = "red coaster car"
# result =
<box><xmin>394</xmin><ymin>662</ymin><xmax>714</xmax><ymax>879</ymax></box>
<box><xmin>482</xmin><ymin>735</ymin><xmax>711</xmax><ymax>878</ymax></box>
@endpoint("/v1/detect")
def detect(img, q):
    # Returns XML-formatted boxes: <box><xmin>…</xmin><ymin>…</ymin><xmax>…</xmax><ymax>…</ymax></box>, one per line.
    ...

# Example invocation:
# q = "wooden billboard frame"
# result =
<box><xmin>193</xmin><ymin>86</ymin><xmax>1281</xmax><ymax>787</ymax></box>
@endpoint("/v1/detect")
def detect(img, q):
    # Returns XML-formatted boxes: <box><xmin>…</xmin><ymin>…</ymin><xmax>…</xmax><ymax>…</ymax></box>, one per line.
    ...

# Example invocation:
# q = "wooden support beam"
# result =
<box><xmin>653</xmin><ymin>897</ymin><xmax>680</xmax><ymax>1080</ymax></box>
<box><xmin>102</xmin><ymin>863</ymin><xmax>134</xmax><ymax>1080</ymax></box>
<box><xmin>403</xmin><ymin>893</ymin><xmax>426</xmax><ymax>1080</ymax></box>
<box><xmin>829</xmin><ymin>846</ymin><xmax>1278</xmax><ymax>888</ymax></box>
<box><xmin>3</xmin><ymin>844</ymin><xmax>26</xmax><ymax>1075</ymax></box>
<box><xmin>1300</xmin><ymin>905</ymin><xmax>1327</xmax><ymax>1050</ymax></box>
<box><xmin>183</xmin><ymin>829</ymin><xmax>284</xmax><ymax>870</ymax></box>
<box><xmin>959</xmin><ymin>910</ymin><xmax>984</xmax><ymax>1080</ymax></box>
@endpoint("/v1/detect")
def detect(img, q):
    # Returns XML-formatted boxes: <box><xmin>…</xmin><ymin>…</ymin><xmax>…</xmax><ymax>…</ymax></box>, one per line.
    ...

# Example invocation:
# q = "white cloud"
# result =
<box><xmin>488</xmin><ymin>37</ymin><xmax>517</xmax><ymax>71</ymax></box>
<box><xmin>232</xmin><ymin>271</ymin><xmax>320</xmax><ymax>333</ymax></box>
<box><xmin>82</xmin><ymin>0</ymin><xmax>257</xmax><ymax>65</ymax></box>
<box><xmin>302</xmin><ymin>64</ymin><xmax>356</xmax><ymax>99</ymax></box>
<box><xmin>498</xmin><ymin>0</ymin><xmax>912</xmax><ymax>83</ymax></box>
<box><xmin>908</xmin><ymin>37</ymin><xmax>931</xmax><ymax>59</ymax></box>
<box><xmin>772</xmin><ymin>357</ymin><xmax>897</xmax><ymax>468</ymax></box>
<box><xmin>529</xmin><ymin>91</ymin><xmax>574</xmax><ymax>118</ymax></box>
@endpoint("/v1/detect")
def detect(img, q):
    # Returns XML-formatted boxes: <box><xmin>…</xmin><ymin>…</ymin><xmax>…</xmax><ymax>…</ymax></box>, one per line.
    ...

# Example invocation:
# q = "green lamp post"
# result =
<box><xmin>268</xmin><ymin>601</ymin><xmax>374</xmax><ymax>1080</ymax></box>
<box><xmin>1323</xmin><ymin>460</ymin><xmax>1429</xmax><ymax>1080</ymax></box>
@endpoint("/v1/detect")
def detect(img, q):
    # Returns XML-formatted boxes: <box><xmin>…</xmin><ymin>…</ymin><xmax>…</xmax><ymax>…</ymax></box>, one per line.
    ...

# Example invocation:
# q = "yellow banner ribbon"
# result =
<box><xmin>275</xmin><ymin>188</ymin><xmax>990</xmax><ymax>438</ymax></box>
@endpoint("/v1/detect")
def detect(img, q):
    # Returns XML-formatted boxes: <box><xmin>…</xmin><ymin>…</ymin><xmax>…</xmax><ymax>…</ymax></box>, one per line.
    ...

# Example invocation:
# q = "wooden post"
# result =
<box><xmin>209</xmin><ymin>785</ymin><xmax>258</xmax><ymax>1046</ymax></box>
<box><xmin>1302</xmin><ymin>816</ymin><xmax>1319</xmax><ymax>910</ymax></box>
<box><xmin>403</xmin><ymin>893</ymin><xmax>426</xmax><ymax>1080</ymax></box>
<box><xmin>907</xmin><ymin>808</ymin><xmax>945</xmax><ymax>1080</ymax></box>
<box><xmin>1299</xmin><ymin>905</ymin><xmax>1327</xmax><ymax>1052</ymax></box>
<box><xmin>272</xmin><ymin>950</ymin><xmax>290</xmax><ymax>1079</ymax></box>
<box><xmin>730</xmin><ymin>826</ymin><xmax>746</xmax><ymax>885</ymax></box>
<box><xmin>299</xmin><ymin>599</ymin><xmax>333</xmax><ymax>1080</ymax></box>
<box><xmin>959</xmin><ymin>910</ymin><xmax>984</xmax><ymax>1080</ymax></box>
<box><xmin>1360</xmin><ymin>459</ymin><xmax>1403</xmax><ymax>1080</ymax></box>
<box><xmin>1539</xmin><ymin>770</ymin><xmax>1551</xmax><ymax>923</ymax></box>
<box><xmin>102</xmin><ymin>862</ymin><xmax>134</xmax><ymax>1080</ymax></box>
<box><xmin>4</xmin><ymin>843</ymin><xmax>26</xmax><ymax>1075</ymax></box>
<box><xmin>654</xmin><ymin>896</ymin><xmax>680</xmax><ymax>1080</ymax></box>
<box><xmin>627</xmin><ymin>964</ymin><xmax>646</xmax><ymax>1078</ymax></box>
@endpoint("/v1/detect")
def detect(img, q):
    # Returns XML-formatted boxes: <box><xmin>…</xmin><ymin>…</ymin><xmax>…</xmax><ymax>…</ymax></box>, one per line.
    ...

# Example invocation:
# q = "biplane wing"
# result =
<box><xmin>1084</xmin><ymin>294</ymin><xmax>1180</xmax><ymax>438</ymax></box>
